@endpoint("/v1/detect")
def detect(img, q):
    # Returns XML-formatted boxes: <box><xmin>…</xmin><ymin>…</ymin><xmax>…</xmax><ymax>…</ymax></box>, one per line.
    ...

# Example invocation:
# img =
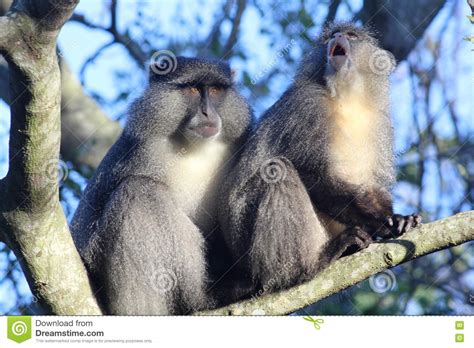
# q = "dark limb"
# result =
<box><xmin>317</xmin><ymin>226</ymin><xmax>374</xmax><ymax>271</ymax></box>
<box><xmin>307</xmin><ymin>178</ymin><xmax>393</xmax><ymax>228</ymax></box>
<box><xmin>307</xmin><ymin>178</ymin><xmax>421</xmax><ymax>239</ymax></box>
<box><xmin>229</xmin><ymin>157</ymin><xmax>330</xmax><ymax>292</ymax></box>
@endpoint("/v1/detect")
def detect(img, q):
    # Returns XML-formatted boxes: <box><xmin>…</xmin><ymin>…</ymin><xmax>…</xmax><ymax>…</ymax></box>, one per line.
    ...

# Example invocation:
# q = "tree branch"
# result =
<box><xmin>109</xmin><ymin>0</ymin><xmax>117</xmax><ymax>32</ymax></box>
<box><xmin>201</xmin><ymin>0</ymin><xmax>233</xmax><ymax>56</ymax></box>
<box><xmin>468</xmin><ymin>0</ymin><xmax>474</xmax><ymax>15</ymax></box>
<box><xmin>59</xmin><ymin>58</ymin><xmax>121</xmax><ymax>171</ymax></box>
<box><xmin>0</xmin><ymin>0</ymin><xmax>101</xmax><ymax>314</ymax></box>
<box><xmin>222</xmin><ymin>0</ymin><xmax>247</xmax><ymax>58</ymax></box>
<box><xmin>199</xmin><ymin>211</ymin><xmax>474</xmax><ymax>315</ymax></box>
<box><xmin>0</xmin><ymin>54</ymin><xmax>121</xmax><ymax>172</ymax></box>
<box><xmin>323</xmin><ymin>0</ymin><xmax>342</xmax><ymax>27</ymax></box>
<box><xmin>0</xmin><ymin>55</ymin><xmax>10</xmax><ymax>102</ymax></box>
<box><xmin>70</xmin><ymin>9</ymin><xmax>148</xmax><ymax>67</ymax></box>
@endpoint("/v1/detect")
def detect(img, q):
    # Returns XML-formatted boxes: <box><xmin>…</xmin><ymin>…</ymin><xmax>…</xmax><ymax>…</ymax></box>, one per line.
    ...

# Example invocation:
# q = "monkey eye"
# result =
<box><xmin>346</xmin><ymin>32</ymin><xmax>358</xmax><ymax>40</ymax></box>
<box><xmin>188</xmin><ymin>87</ymin><xmax>200</xmax><ymax>95</ymax></box>
<box><xmin>209</xmin><ymin>86</ymin><xmax>223</xmax><ymax>96</ymax></box>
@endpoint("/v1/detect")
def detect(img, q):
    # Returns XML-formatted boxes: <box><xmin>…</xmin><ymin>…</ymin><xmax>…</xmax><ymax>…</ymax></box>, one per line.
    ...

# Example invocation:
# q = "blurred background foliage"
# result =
<box><xmin>0</xmin><ymin>0</ymin><xmax>473</xmax><ymax>315</ymax></box>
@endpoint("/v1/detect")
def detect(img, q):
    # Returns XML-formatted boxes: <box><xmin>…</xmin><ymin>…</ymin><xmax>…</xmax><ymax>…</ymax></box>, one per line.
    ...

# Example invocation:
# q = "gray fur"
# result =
<box><xmin>71</xmin><ymin>57</ymin><xmax>252</xmax><ymax>314</ymax></box>
<box><xmin>219</xmin><ymin>22</ymin><xmax>397</xmax><ymax>293</ymax></box>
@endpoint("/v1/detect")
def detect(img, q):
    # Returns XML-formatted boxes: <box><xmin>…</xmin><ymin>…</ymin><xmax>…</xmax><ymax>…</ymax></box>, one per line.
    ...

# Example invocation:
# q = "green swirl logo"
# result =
<box><xmin>7</xmin><ymin>316</ymin><xmax>32</xmax><ymax>343</ymax></box>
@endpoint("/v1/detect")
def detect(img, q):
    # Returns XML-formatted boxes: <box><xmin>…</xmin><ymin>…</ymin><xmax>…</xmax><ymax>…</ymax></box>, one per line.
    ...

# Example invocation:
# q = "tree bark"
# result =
<box><xmin>0</xmin><ymin>0</ymin><xmax>121</xmax><ymax>171</ymax></box>
<box><xmin>0</xmin><ymin>0</ymin><xmax>101</xmax><ymax>315</ymax></box>
<box><xmin>199</xmin><ymin>211</ymin><xmax>474</xmax><ymax>315</ymax></box>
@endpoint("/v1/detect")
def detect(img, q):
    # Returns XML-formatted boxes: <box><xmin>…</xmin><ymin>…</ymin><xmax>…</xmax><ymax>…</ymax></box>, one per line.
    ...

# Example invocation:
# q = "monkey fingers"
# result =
<box><xmin>386</xmin><ymin>214</ymin><xmax>422</xmax><ymax>237</ymax></box>
<box><xmin>340</xmin><ymin>227</ymin><xmax>374</xmax><ymax>257</ymax></box>
<box><xmin>315</xmin><ymin>227</ymin><xmax>373</xmax><ymax>271</ymax></box>
<box><xmin>325</xmin><ymin>227</ymin><xmax>374</xmax><ymax>260</ymax></box>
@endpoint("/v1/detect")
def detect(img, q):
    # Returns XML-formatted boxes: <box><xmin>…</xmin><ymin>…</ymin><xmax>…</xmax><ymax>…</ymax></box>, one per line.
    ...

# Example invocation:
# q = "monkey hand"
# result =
<box><xmin>340</xmin><ymin>227</ymin><xmax>374</xmax><ymax>257</ymax></box>
<box><xmin>316</xmin><ymin>227</ymin><xmax>374</xmax><ymax>270</ymax></box>
<box><xmin>379</xmin><ymin>214</ymin><xmax>422</xmax><ymax>239</ymax></box>
<box><xmin>327</xmin><ymin>227</ymin><xmax>374</xmax><ymax>260</ymax></box>
<box><xmin>369</xmin><ymin>213</ymin><xmax>422</xmax><ymax>240</ymax></box>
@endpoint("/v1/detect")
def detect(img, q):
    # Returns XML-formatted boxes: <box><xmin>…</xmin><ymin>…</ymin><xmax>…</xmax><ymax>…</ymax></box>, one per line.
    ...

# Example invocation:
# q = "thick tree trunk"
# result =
<box><xmin>0</xmin><ymin>0</ymin><xmax>101</xmax><ymax>315</ymax></box>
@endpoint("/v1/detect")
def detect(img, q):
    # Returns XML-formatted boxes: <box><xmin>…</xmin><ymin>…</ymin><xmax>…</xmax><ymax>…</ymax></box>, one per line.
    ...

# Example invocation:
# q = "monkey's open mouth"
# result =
<box><xmin>328</xmin><ymin>38</ymin><xmax>350</xmax><ymax>70</ymax></box>
<box><xmin>330</xmin><ymin>44</ymin><xmax>346</xmax><ymax>57</ymax></box>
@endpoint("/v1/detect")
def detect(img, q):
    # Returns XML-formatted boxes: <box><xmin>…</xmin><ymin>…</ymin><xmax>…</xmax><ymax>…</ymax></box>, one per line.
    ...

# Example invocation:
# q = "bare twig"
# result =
<box><xmin>70</xmin><ymin>9</ymin><xmax>147</xmax><ymax>66</ymax></box>
<box><xmin>222</xmin><ymin>0</ymin><xmax>247</xmax><ymax>57</ymax></box>
<box><xmin>79</xmin><ymin>40</ymin><xmax>116</xmax><ymax>85</ymax></box>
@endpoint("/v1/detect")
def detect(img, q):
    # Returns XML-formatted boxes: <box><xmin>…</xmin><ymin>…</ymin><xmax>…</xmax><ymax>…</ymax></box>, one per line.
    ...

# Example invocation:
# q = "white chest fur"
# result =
<box><xmin>168</xmin><ymin>140</ymin><xmax>229</xmax><ymax>215</ymax></box>
<box><xmin>328</xmin><ymin>82</ymin><xmax>377</xmax><ymax>186</ymax></box>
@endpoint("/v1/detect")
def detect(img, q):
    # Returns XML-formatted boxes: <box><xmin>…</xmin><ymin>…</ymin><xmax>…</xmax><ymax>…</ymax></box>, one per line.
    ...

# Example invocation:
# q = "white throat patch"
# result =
<box><xmin>168</xmin><ymin>140</ymin><xmax>229</xmax><ymax>211</ymax></box>
<box><xmin>328</xmin><ymin>79</ymin><xmax>377</xmax><ymax>186</ymax></box>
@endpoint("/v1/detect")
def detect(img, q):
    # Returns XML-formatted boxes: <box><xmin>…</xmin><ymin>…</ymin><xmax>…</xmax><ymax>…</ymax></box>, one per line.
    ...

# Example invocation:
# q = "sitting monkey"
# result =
<box><xmin>72</xmin><ymin>57</ymin><xmax>252</xmax><ymax>314</ymax></box>
<box><xmin>219</xmin><ymin>22</ymin><xmax>421</xmax><ymax>293</ymax></box>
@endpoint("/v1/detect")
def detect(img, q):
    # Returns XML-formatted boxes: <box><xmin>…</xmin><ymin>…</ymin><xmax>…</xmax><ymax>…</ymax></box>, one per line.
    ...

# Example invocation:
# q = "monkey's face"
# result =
<box><xmin>324</xmin><ymin>24</ymin><xmax>395</xmax><ymax>78</ymax></box>
<box><xmin>179</xmin><ymin>83</ymin><xmax>227</xmax><ymax>142</ymax></box>
<box><xmin>127</xmin><ymin>57</ymin><xmax>252</xmax><ymax>148</ymax></box>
